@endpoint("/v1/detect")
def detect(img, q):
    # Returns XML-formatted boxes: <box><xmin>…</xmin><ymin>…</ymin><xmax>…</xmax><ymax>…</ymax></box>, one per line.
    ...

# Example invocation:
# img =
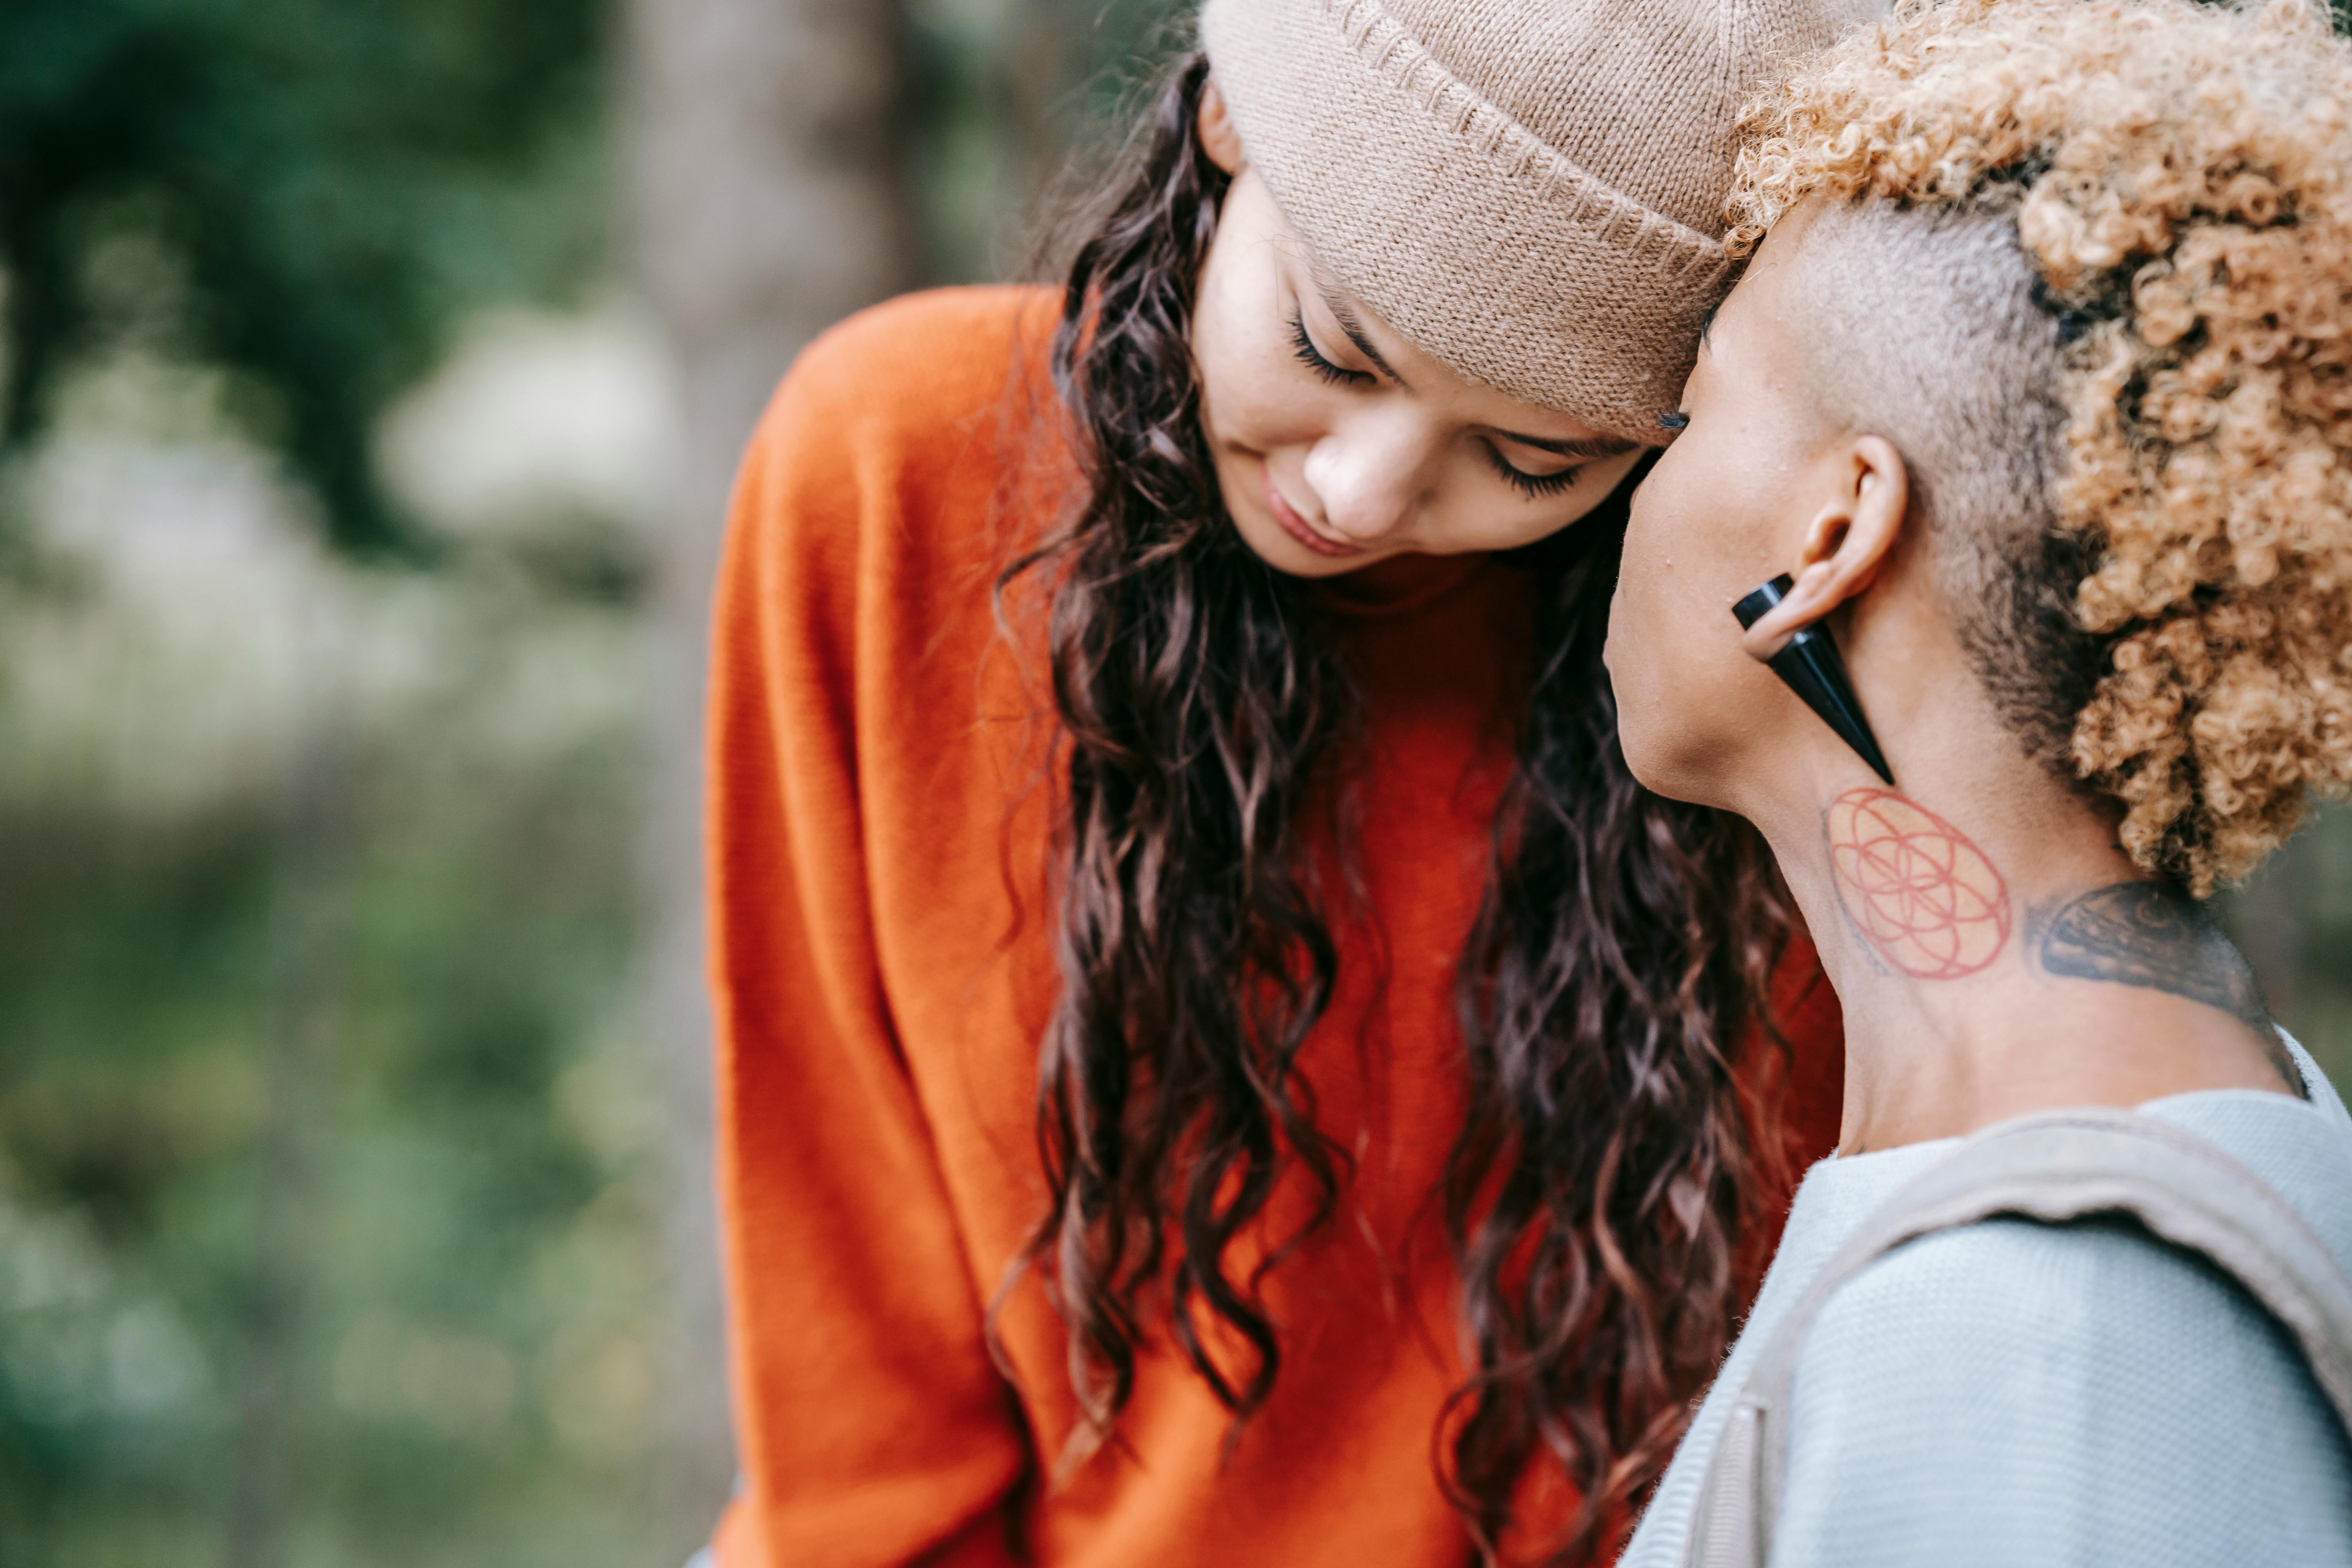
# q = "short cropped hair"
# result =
<box><xmin>1781</xmin><ymin>200</ymin><xmax>2083</xmax><ymax>777</ymax></box>
<box><xmin>1732</xmin><ymin>0</ymin><xmax>2352</xmax><ymax>894</ymax></box>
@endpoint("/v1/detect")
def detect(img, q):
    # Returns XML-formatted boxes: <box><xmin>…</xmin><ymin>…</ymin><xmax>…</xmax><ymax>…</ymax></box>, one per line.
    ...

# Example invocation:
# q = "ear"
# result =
<box><xmin>1740</xmin><ymin>434</ymin><xmax>1909</xmax><ymax>661</ymax></box>
<box><xmin>1197</xmin><ymin>78</ymin><xmax>1245</xmax><ymax>174</ymax></box>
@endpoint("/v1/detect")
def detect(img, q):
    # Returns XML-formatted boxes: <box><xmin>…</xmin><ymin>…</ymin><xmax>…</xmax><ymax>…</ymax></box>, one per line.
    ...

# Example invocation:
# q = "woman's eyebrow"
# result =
<box><xmin>1315</xmin><ymin>279</ymin><xmax>1408</xmax><ymax>386</ymax></box>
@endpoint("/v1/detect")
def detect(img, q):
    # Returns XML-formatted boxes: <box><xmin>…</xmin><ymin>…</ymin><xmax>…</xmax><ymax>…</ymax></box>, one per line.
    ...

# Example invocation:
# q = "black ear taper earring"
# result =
<box><xmin>1732</xmin><ymin>575</ymin><xmax>1895</xmax><ymax>785</ymax></box>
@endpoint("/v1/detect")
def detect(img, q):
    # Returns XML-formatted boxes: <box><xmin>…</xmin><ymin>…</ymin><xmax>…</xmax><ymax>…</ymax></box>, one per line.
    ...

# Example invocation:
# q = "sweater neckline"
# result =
<box><xmin>1310</xmin><ymin>552</ymin><xmax>1495</xmax><ymax>617</ymax></box>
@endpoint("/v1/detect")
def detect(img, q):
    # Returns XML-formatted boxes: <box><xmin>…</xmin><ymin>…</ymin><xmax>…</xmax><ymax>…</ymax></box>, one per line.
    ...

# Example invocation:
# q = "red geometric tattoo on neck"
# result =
<box><xmin>1826</xmin><ymin>788</ymin><xmax>2013</xmax><ymax>980</ymax></box>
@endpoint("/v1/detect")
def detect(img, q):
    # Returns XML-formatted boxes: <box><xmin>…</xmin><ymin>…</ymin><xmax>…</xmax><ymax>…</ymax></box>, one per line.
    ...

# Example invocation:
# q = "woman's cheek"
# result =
<box><xmin>1196</xmin><ymin>333</ymin><xmax>1307</xmax><ymax>456</ymax></box>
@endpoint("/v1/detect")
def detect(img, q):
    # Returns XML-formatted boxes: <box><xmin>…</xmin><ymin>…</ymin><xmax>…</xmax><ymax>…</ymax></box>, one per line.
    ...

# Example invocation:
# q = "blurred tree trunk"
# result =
<box><xmin>622</xmin><ymin>0</ymin><xmax>915</xmax><ymax>1545</ymax></box>
<box><xmin>225</xmin><ymin>650</ymin><xmax>357</xmax><ymax>1568</ymax></box>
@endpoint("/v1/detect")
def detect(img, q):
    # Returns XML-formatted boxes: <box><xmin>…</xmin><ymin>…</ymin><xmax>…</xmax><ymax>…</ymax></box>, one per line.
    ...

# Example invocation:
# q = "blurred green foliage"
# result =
<box><xmin>2288</xmin><ymin>821</ymin><xmax>2352</xmax><ymax>1085</ymax></box>
<box><xmin>0</xmin><ymin>0</ymin><xmax>604</xmax><ymax>554</ymax></box>
<box><xmin>0</xmin><ymin>563</ymin><xmax>667</xmax><ymax>1566</ymax></box>
<box><xmin>2220</xmin><ymin>814</ymin><xmax>2352</xmax><ymax>1091</ymax></box>
<box><xmin>0</xmin><ymin>2</ymin><xmax>1193</xmax><ymax>1563</ymax></box>
<box><xmin>0</xmin><ymin>0</ymin><xmax>666</xmax><ymax>1563</ymax></box>
<box><xmin>904</xmin><ymin>0</ymin><xmax>1191</xmax><ymax>282</ymax></box>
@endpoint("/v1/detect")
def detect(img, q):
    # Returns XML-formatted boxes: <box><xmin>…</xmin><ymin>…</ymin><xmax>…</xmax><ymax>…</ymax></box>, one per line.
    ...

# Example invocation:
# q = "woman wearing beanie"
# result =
<box><xmin>703</xmin><ymin>3</ymin><xmax>1872</xmax><ymax>1565</ymax></box>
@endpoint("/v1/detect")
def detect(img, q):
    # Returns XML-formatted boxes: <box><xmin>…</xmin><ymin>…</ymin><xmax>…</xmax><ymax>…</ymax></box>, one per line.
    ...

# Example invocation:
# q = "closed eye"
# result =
<box><xmin>1483</xmin><ymin>441</ymin><xmax>1581</xmax><ymax>500</ymax></box>
<box><xmin>1289</xmin><ymin>314</ymin><xmax>1375</xmax><ymax>388</ymax></box>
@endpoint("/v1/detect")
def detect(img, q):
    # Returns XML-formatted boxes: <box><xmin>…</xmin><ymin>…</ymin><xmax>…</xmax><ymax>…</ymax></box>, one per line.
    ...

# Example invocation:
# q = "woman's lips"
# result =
<box><xmin>1264</xmin><ymin>474</ymin><xmax>1366</xmax><ymax>559</ymax></box>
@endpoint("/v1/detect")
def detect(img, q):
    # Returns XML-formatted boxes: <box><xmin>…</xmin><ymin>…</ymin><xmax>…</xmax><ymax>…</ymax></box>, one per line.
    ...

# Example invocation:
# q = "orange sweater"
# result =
<box><xmin>704</xmin><ymin>286</ymin><xmax>1843</xmax><ymax>1568</ymax></box>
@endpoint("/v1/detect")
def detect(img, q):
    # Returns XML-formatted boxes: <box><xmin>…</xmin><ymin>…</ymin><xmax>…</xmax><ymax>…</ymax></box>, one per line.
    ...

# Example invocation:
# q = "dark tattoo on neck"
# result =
<box><xmin>2037</xmin><ymin>882</ymin><xmax>2295</xmax><ymax>1082</ymax></box>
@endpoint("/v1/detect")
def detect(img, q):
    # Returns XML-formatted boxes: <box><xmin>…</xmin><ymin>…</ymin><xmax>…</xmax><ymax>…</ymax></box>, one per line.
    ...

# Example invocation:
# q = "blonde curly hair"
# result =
<box><xmin>1730</xmin><ymin>0</ymin><xmax>2352</xmax><ymax>894</ymax></box>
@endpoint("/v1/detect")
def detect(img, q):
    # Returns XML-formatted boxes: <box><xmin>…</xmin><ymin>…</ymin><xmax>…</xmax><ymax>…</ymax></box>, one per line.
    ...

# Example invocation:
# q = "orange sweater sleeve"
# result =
<box><xmin>703</xmin><ymin>305</ymin><xmax>1031</xmax><ymax>1568</ymax></box>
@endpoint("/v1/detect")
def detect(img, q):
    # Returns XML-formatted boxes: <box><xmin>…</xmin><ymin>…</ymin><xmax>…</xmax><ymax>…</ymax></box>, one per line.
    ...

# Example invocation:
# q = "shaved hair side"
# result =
<box><xmin>1783</xmin><ymin>198</ymin><xmax>2101</xmax><ymax>772</ymax></box>
<box><xmin>1731</xmin><ymin>0</ymin><xmax>2352</xmax><ymax>891</ymax></box>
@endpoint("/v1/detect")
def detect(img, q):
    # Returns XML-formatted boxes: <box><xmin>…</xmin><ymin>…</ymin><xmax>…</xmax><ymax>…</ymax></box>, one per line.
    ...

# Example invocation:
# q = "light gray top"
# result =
<box><xmin>1620</xmin><ymin>1036</ymin><xmax>2352</xmax><ymax>1568</ymax></box>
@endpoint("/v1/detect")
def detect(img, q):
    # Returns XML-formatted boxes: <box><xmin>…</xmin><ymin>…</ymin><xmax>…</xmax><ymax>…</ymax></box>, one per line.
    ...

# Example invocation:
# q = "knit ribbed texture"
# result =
<box><xmin>1198</xmin><ymin>0</ymin><xmax>1882</xmax><ymax>441</ymax></box>
<box><xmin>1620</xmin><ymin>1037</ymin><xmax>2352</xmax><ymax>1568</ymax></box>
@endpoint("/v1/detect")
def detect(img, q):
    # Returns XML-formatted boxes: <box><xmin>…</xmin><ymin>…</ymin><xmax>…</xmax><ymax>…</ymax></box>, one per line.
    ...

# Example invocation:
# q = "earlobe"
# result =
<box><xmin>1197</xmin><ymin>79</ymin><xmax>1246</xmax><ymax>175</ymax></box>
<box><xmin>1727</xmin><ymin>434</ymin><xmax>1906</xmax><ymax>786</ymax></box>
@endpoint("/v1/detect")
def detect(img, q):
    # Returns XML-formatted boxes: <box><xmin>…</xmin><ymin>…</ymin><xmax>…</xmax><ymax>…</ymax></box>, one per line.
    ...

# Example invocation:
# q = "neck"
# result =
<box><xmin>1749</xmin><ymin>745</ymin><xmax>2294</xmax><ymax>1155</ymax></box>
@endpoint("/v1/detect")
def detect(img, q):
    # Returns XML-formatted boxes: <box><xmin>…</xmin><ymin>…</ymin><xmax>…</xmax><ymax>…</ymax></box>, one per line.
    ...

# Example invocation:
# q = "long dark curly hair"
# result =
<box><xmin>1000</xmin><ymin>53</ymin><xmax>1794</xmax><ymax>1564</ymax></box>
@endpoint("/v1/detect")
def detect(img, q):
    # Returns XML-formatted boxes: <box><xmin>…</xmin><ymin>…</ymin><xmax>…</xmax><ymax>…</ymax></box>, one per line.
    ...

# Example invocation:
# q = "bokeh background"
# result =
<box><xmin>0</xmin><ymin>2</ymin><xmax>1185</xmax><ymax>1562</ymax></box>
<box><xmin>0</xmin><ymin>3</ymin><xmax>2344</xmax><ymax>1566</ymax></box>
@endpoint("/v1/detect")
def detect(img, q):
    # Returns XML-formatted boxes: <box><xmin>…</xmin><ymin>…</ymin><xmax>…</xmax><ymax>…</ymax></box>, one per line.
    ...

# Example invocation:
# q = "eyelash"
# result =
<box><xmin>1483</xmin><ymin>444</ymin><xmax>1582</xmax><ymax>499</ymax></box>
<box><xmin>1288</xmin><ymin>314</ymin><xmax>1373</xmax><ymax>387</ymax></box>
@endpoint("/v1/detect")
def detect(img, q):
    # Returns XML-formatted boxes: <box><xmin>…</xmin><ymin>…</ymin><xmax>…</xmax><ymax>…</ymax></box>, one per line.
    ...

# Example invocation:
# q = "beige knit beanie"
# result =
<box><xmin>1198</xmin><ymin>0</ymin><xmax>1883</xmax><ymax>442</ymax></box>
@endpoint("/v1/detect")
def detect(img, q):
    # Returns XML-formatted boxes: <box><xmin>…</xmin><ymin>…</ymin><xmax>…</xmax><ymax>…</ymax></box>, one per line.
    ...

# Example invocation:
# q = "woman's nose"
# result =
<box><xmin>1301</xmin><ymin>420</ymin><xmax>1434</xmax><ymax>543</ymax></box>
